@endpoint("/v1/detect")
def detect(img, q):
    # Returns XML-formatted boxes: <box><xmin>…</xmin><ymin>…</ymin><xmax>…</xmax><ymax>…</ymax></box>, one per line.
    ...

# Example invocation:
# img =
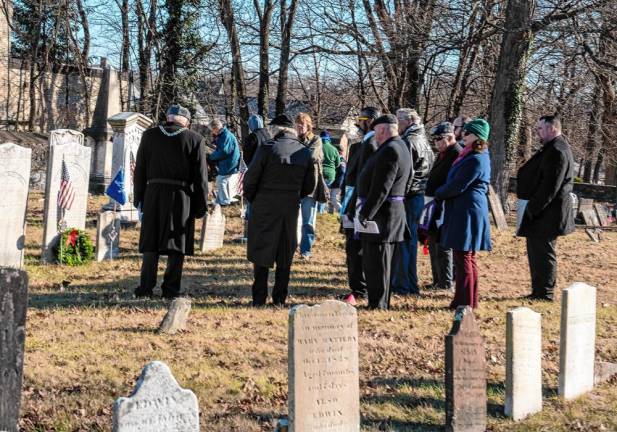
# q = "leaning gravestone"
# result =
<box><xmin>113</xmin><ymin>361</ymin><xmax>199</xmax><ymax>432</ymax></box>
<box><xmin>288</xmin><ymin>300</ymin><xmax>360</xmax><ymax>432</ymax></box>
<box><xmin>505</xmin><ymin>307</ymin><xmax>542</xmax><ymax>421</ymax></box>
<box><xmin>96</xmin><ymin>211</ymin><xmax>120</xmax><ymax>261</ymax></box>
<box><xmin>0</xmin><ymin>143</ymin><xmax>31</xmax><ymax>268</ymax></box>
<box><xmin>445</xmin><ymin>306</ymin><xmax>486</xmax><ymax>432</ymax></box>
<box><xmin>106</xmin><ymin>112</ymin><xmax>153</xmax><ymax>223</ymax></box>
<box><xmin>0</xmin><ymin>268</ymin><xmax>28</xmax><ymax>432</ymax></box>
<box><xmin>41</xmin><ymin>130</ymin><xmax>91</xmax><ymax>262</ymax></box>
<box><xmin>559</xmin><ymin>282</ymin><xmax>596</xmax><ymax>400</ymax></box>
<box><xmin>200</xmin><ymin>205</ymin><xmax>225</xmax><ymax>252</ymax></box>
<box><xmin>158</xmin><ymin>298</ymin><xmax>192</xmax><ymax>335</ymax></box>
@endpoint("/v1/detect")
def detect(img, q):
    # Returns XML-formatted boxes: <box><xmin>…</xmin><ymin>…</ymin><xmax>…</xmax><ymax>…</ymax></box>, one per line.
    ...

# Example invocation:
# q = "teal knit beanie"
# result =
<box><xmin>463</xmin><ymin>118</ymin><xmax>490</xmax><ymax>141</ymax></box>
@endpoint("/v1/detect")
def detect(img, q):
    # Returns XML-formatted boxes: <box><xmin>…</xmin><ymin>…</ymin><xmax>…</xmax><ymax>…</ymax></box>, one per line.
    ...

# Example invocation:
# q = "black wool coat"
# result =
<box><xmin>134</xmin><ymin>123</ymin><xmax>209</xmax><ymax>255</ymax></box>
<box><xmin>343</xmin><ymin>133</ymin><xmax>379</xmax><ymax>222</ymax></box>
<box><xmin>243</xmin><ymin>132</ymin><xmax>316</xmax><ymax>268</ymax></box>
<box><xmin>356</xmin><ymin>136</ymin><xmax>412</xmax><ymax>243</ymax></box>
<box><xmin>516</xmin><ymin>135</ymin><xmax>575</xmax><ymax>238</ymax></box>
<box><xmin>243</xmin><ymin>127</ymin><xmax>271</xmax><ymax>166</ymax></box>
<box><xmin>425</xmin><ymin>143</ymin><xmax>462</xmax><ymax>197</ymax></box>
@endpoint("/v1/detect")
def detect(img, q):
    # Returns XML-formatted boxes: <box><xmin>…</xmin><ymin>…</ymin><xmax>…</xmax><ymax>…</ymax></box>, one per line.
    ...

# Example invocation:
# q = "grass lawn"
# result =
<box><xmin>18</xmin><ymin>192</ymin><xmax>617</xmax><ymax>431</ymax></box>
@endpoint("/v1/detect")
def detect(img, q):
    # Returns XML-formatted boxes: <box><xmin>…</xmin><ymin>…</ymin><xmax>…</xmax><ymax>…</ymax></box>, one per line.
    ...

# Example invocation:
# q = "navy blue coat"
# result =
<box><xmin>435</xmin><ymin>150</ymin><xmax>492</xmax><ymax>252</ymax></box>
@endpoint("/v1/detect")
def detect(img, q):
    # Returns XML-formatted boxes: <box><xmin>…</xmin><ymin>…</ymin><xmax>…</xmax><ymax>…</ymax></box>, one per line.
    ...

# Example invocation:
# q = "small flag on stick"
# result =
<box><xmin>58</xmin><ymin>159</ymin><xmax>76</xmax><ymax>211</ymax></box>
<box><xmin>106</xmin><ymin>168</ymin><xmax>128</xmax><ymax>205</ymax></box>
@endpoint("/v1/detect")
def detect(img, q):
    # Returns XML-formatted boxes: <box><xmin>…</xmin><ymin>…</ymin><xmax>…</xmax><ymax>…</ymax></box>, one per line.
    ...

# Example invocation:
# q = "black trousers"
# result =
<box><xmin>139</xmin><ymin>252</ymin><xmax>185</xmax><ymax>296</ymax></box>
<box><xmin>252</xmin><ymin>264</ymin><xmax>291</xmax><ymax>306</ymax></box>
<box><xmin>526</xmin><ymin>237</ymin><xmax>557</xmax><ymax>299</ymax></box>
<box><xmin>428</xmin><ymin>235</ymin><xmax>453</xmax><ymax>289</ymax></box>
<box><xmin>361</xmin><ymin>241</ymin><xmax>395</xmax><ymax>310</ymax></box>
<box><xmin>345</xmin><ymin>231</ymin><xmax>367</xmax><ymax>298</ymax></box>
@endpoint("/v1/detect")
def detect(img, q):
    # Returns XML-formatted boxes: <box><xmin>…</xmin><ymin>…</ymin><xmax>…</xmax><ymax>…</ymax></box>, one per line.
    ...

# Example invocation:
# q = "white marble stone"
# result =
<box><xmin>41</xmin><ymin>130</ymin><xmax>91</xmax><ymax>262</ymax></box>
<box><xmin>200</xmin><ymin>205</ymin><xmax>225</xmax><ymax>252</ymax></box>
<box><xmin>0</xmin><ymin>143</ymin><xmax>31</xmax><ymax>268</ymax></box>
<box><xmin>559</xmin><ymin>282</ymin><xmax>596</xmax><ymax>400</ymax></box>
<box><xmin>505</xmin><ymin>307</ymin><xmax>542</xmax><ymax>420</ymax></box>
<box><xmin>96</xmin><ymin>211</ymin><xmax>120</xmax><ymax>261</ymax></box>
<box><xmin>288</xmin><ymin>300</ymin><xmax>360</xmax><ymax>432</ymax></box>
<box><xmin>113</xmin><ymin>361</ymin><xmax>199</xmax><ymax>432</ymax></box>
<box><xmin>107</xmin><ymin>112</ymin><xmax>153</xmax><ymax>222</ymax></box>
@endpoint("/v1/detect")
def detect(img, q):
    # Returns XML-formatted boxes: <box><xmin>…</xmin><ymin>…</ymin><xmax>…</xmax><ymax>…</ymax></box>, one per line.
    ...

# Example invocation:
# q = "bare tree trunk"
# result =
<box><xmin>136</xmin><ymin>0</ymin><xmax>157</xmax><ymax>115</ymax></box>
<box><xmin>582</xmin><ymin>78</ymin><xmax>602</xmax><ymax>183</ymax></box>
<box><xmin>487</xmin><ymin>0</ymin><xmax>534</xmax><ymax>204</ymax></box>
<box><xmin>255</xmin><ymin>0</ymin><xmax>274</xmax><ymax>118</ymax></box>
<box><xmin>27</xmin><ymin>1</ymin><xmax>43</xmax><ymax>131</ymax></box>
<box><xmin>275</xmin><ymin>0</ymin><xmax>299</xmax><ymax>116</ymax></box>
<box><xmin>118</xmin><ymin>0</ymin><xmax>129</xmax><ymax>110</ymax></box>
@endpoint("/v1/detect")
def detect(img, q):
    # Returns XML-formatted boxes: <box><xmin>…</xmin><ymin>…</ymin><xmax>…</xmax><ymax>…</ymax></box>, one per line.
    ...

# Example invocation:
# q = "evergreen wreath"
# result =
<box><xmin>55</xmin><ymin>228</ymin><xmax>94</xmax><ymax>266</ymax></box>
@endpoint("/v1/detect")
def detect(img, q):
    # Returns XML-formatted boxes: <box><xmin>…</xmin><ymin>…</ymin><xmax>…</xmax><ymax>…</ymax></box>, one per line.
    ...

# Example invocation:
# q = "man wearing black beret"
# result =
<box><xmin>242</xmin><ymin>114</ymin><xmax>317</xmax><ymax>306</ymax></box>
<box><xmin>355</xmin><ymin>114</ymin><xmax>412</xmax><ymax>310</ymax></box>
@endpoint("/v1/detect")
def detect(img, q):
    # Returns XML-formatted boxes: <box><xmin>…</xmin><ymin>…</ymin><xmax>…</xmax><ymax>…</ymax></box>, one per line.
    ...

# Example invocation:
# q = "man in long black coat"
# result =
<box><xmin>517</xmin><ymin>114</ymin><xmax>574</xmax><ymax>301</ymax></box>
<box><xmin>356</xmin><ymin>114</ymin><xmax>412</xmax><ymax>310</ymax></box>
<box><xmin>133</xmin><ymin>105</ymin><xmax>209</xmax><ymax>299</ymax></box>
<box><xmin>339</xmin><ymin>106</ymin><xmax>380</xmax><ymax>305</ymax></box>
<box><xmin>243</xmin><ymin>114</ymin><xmax>316</xmax><ymax>306</ymax></box>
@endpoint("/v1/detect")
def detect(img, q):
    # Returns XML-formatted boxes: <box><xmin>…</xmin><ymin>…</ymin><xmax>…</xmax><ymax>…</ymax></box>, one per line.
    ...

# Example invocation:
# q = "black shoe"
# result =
<box><xmin>134</xmin><ymin>287</ymin><xmax>153</xmax><ymax>299</ymax></box>
<box><xmin>161</xmin><ymin>291</ymin><xmax>181</xmax><ymax>300</ymax></box>
<box><xmin>522</xmin><ymin>293</ymin><xmax>554</xmax><ymax>302</ymax></box>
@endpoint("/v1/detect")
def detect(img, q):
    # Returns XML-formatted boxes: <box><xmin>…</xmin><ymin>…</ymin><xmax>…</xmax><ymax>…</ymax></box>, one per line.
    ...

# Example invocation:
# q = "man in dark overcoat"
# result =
<box><xmin>517</xmin><ymin>114</ymin><xmax>575</xmax><ymax>301</ymax></box>
<box><xmin>133</xmin><ymin>105</ymin><xmax>209</xmax><ymax>299</ymax></box>
<box><xmin>356</xmin><ymin>114</ymin><xmax>412</xmax><ymax>310</ymax></box>
<box><xmin>339</xmin><ymin>106</ymin><xmax>380</xmax><ymax>305</ymax></box>
<box><xmin>243</xmin><ymin>114</ymin><xmax>316</xmax><ymax>306</ymax></box>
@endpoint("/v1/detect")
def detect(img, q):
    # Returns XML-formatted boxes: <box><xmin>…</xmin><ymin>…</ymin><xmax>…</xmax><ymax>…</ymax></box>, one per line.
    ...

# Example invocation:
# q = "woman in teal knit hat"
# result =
<box><xmin>434</xmin><ymin>117</ymin><xmax>492</xmax><ymax>309</ymax></box>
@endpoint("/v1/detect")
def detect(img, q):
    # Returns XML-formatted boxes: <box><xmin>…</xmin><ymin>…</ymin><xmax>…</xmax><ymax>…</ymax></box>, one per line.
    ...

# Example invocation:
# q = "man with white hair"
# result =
<box><xmin>355</xmin><ymin>114</ymin><xmax>412</xmax><ymax>310</ymax></box>
<box><xmin>207</xmin><ymin>118</ymin><xmax>240</xmax><ymax>205</ymax></box>
<box><xmin>133</xmin><ymin>104</ymin><xmax>209</xmax><ymax>299</ymax></box>
<box><xmin>391</xmin><ymin>108</ymin><xmax>434</xmax><ymax>296</ymax></box>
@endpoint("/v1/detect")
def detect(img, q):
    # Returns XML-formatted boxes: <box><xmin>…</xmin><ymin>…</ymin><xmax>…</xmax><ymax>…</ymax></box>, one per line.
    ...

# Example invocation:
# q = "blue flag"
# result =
<box><xmin>106</xmin><ymin>168</ymin><xmax>128</xmax><ymax>205</ymax></box>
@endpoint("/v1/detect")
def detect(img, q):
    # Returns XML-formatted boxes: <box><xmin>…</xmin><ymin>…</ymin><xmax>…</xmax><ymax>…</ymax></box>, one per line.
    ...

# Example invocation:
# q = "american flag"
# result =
<box><xmin>58</xmin><ymin>159</ymin><xmax>75</xmax><ymax>211</ymax></box>
<box><xmin>236</xmin><ymin>160</ymin><xmax>247</xmax><ymax>196</ymax></box>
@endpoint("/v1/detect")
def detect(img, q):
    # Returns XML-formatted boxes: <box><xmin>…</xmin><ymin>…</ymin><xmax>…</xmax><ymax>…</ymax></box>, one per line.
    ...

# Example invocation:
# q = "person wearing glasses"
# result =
<box><xmin>452</xmin><ymin>115</ymin><xmax>470</xmax><ymax>147</ymax></box>
<box><xmin>434</xmin><ymin>118</ymin><xmax>492</xmax><ymax>309</ymax></box>
<box><xmin>424</xmin><ymin>122</ymin><xmax>462</xmax><ymax>292</ymax></box>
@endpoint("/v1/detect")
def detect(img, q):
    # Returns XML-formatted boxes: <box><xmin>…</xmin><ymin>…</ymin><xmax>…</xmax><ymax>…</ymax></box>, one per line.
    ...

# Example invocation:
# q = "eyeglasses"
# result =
<box><xmin>357</xmin><ymin>116</ymin><xmax>370</xmax><ymax>121</ymax></box>
<box><xmin>433</xmin><ymin>136</ymin><xmax>445</xmax><ymax>141</ymax></box>
<box><xmin>463</xmin><ymin>131</ymin><xmax>472</xmax><ymax>136</ymax></box>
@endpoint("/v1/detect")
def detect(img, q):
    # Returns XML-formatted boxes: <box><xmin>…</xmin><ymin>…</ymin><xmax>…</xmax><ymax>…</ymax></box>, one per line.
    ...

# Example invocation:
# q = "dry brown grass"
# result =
<box><xmin>18</xmin><ymin>192</ymin><xmax>617</xmax><ymax>431</ymax></box>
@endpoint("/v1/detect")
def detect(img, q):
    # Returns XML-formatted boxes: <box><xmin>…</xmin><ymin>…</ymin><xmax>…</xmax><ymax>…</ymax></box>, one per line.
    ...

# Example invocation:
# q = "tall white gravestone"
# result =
<box><xmin>559</xmin><ymin>282</ymin><xmax>596</xmax><ymax>400</ymax></box>
<box><xmin>288</xmin><ymin>300</ymin><xmax>360</xmax><ymax>432</ymax></box>
<box><xmin>107</xmin><ymin>112</ymin><xmax>153</xmax><ymax>222</ymax></box>
<box><xmin>41</xmin><ymin>130</ymin><xmax>91</xmax><ymax>262</ymax></box>
<box><xmin>113</xmin><ymin>361</ymin><xmax>199</xmax><ymax>432</ymax></box>
<box><xmin>505</xmin><ymin>307</ymin><xmax>542</xmax><ymax>420</ymax></box>
<box><xmin>0</xmin><ymin>143</ymin><xmax>31</xmax><ymax>268</ymax></box>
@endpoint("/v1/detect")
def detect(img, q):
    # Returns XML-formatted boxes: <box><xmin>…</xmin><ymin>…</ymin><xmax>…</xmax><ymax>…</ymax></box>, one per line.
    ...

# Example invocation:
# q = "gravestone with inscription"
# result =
<box><xmin>445</xmin><ymin>306</ymin><xmax>486</xmax><ymax>432</ymax></box>
<box><xmin>107</xmin><ymin>112</ymin><xmax>153</xmax><ymax>223</ymax></box>
<box><xmin>0</xmin><ymin>143</ymin><xmax>31</xmax><ymax>268</ymax></box>
<box><xmin>288</xmin><ymin>300</ymin><xmax>360</xmax><ymax>432</ymax></box>
<box><xmin>200</xmin><ymin>205</ymin><xmax>225</xmax><ymax>252</ymax></box>
<box><xmin>559</xmin><ymin>282</ymin><xmax>596</xmax><ymax>400</ymax></box>
<box><xmin>0</xmin><ymin>268</ymin><xmax>28</xmax><ymax>432</ymax></box>
<box><xmin>113</xmin><ymin>361</ymin><xmax>199</xmax><ymax>432</ymax></box>
<box><xmin>505</xmin><ymin>307</ymin><xmax>542</xmax><ymax>421</ymax></box>
<box><xmin>96</xmin><ymin>211</ymin><xmax>120</xmax><ymax>261</ymax></box>
<box><xmin>41</xmin><ymin>130</ymin><xmax>92</xmax><ymax>262</ymax></box>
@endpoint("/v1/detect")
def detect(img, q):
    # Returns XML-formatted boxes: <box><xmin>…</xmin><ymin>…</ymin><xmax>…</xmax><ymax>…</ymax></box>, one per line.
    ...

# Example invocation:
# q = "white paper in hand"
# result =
<box><xmin>354</xmin><ymin>218</ymin><xmax>380</xmax><ymax>234</ymax></box>
<box><xmin>342</xmin><ymin>214</ymin><xmax>354</xmax><ymax>229</ymax></box>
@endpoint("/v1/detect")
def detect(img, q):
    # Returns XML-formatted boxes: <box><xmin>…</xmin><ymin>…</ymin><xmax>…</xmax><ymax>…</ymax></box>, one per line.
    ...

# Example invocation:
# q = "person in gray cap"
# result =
<box><xmin>424</xmin><ymin>122</ymin><xmax>462</xmax><ymax>292</ymax></box>
<box><xmin>243</xmin><ymin>114</ymin><xmax>316</xmax><ymax>306</ymax></box>
<box><xmin>133</xmin><ymin>104</ymin><xmax>209</xmax><ymax>299</ymax></box>
<box><xmin>243</xmin><ymin>114</ymin><xmax>271</xmax><ymax>166</ymax></box>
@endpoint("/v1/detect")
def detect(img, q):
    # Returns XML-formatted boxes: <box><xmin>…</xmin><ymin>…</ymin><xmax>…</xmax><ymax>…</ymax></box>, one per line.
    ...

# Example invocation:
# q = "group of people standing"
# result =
<box><xmin>131</xmin><ymin>103</ymin><xmax>575</xmax><ymax>313</ymax></box>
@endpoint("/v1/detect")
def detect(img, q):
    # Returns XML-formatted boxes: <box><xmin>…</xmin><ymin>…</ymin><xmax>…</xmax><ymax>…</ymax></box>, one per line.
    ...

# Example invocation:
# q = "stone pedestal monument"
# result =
<box><xmin>105</xmin><ymin>112</ymin><xmax>153</xmax><ymax>223</ymax></box>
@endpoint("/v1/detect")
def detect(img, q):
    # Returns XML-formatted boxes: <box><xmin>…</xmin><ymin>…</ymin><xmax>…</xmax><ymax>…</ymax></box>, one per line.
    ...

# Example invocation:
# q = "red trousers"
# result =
<box><xmin>451</xmin><ymin>250</ymin><xmax>479</xmax><ymax>309</ymax></box>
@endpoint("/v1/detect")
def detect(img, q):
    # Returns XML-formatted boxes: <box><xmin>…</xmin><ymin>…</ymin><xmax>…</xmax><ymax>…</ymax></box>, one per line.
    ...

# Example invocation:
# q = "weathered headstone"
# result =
<box><xmin>581</xmin><ymin>208</ymin><xmax>600</xmax><ymax>227</ymax></box>
<box><xmin>106</xmin><ymin>112</ymin><xmax>153</xmax><ymax>223</ymax></box>
<box><xmin>578</xmin><ymin>197</ymin><xmax>593</xmax><ymax>214</ymax></box>
<box><xmin>96</xmin><ymin>211</ymin><xmax>120</xmax><ymax>261</ymax></box>
<box><xmin>594</xmin><ymin>203</ymin><xmax>609</xmax><ymax>227</ymax></box>
<box><xmin>200</xmin><ymin>205</ymin><xmax>225</xmax><ymax>252</ymax></box>
<box><xmin>0</xmin><ymin>143</ymin><xmax>31</xmax><ymax>268</ymax></box>
<box><xmin>113</xmin><ymin>361</ymin><xmax>199</xmax><ymax>432</ymax></box>
<box><xmin>158</xmin><ymin>298</ymin><xmax>192</xmax><ymax>335</ymax></box>
<box><xmin>505</xmin><ymin>307</ymin><xmax>542</xmax><ymax>421</ymax></box>
<box><xmin>0</xmin><ymin>268</ymin><xmax>28</xmax><ymax>432</ymax></box>
<box><xmin>559</xmin><ymin>282</ymin><xmax>596</xmax><ymax>400</ymax></box>
<box><xmin>41</xmin><ymin>130</ymin><xmax>92</xmax><ymax>262</ymax></box>
<box><xmin>288</xmin><ymin>300</ymin><xmax>360</xmax><ymax>432</ymax></box>
<box><xmin>594</xmin><ymin>361</ymin><xmax>617</xmax><ymax>385</ymax></box>
<box><xmin>445</xmin><ymin>306</ymin><xmax>486</xmax><ymax>432</ymax></box>
<box><xmin>487</xmin><ymin>185</ymin><xmax>507</xmax><ymax>230</ymax></box>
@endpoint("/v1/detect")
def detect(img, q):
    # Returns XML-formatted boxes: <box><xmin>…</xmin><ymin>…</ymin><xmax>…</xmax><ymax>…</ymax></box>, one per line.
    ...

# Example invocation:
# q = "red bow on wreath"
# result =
<box><xmin>65</xmin><ymin>229</ymin><xmax>79</xmax><ymax>248</ymax></box>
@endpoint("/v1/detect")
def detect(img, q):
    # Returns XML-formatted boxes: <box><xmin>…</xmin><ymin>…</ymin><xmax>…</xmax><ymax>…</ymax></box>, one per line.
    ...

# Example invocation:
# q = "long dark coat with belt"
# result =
<box><xmin>516</xmin><ymin>135</ymin><xmax>575</xmax><ymax>238</ymax></box>
<box><xmin>134</xmin><ymin>123</ymin><xmax>209</xmax><ymax>256</ymax></box>
<box><xmin>356</xmin><ymin>136</ymin><xmax>412</xmax><ymax>243</ymax></box>
<box><xmin>343</xmin><ymin>132</ymin><xmax>379</xmax><ymax>223</ymax></box>
<box><xmin>243</xmin><ymin>131</ymin><xmax>316</xmax><ymax>268</ymax></box>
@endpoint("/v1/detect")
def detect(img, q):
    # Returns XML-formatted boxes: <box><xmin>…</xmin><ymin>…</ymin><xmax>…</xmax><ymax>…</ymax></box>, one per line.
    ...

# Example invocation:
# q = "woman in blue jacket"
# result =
<box><xmin>435</xmin><ymin>118</ymin><xmax>492</xmax><ymax>309</ymax></box>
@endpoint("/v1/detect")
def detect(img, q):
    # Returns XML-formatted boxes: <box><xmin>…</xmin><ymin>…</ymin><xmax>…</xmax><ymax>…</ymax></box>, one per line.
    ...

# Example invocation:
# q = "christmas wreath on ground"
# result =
<box><xmin>54</xmin><ymin>228</ymin><xmax>94</xmax><ymax>265</ymax></box>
